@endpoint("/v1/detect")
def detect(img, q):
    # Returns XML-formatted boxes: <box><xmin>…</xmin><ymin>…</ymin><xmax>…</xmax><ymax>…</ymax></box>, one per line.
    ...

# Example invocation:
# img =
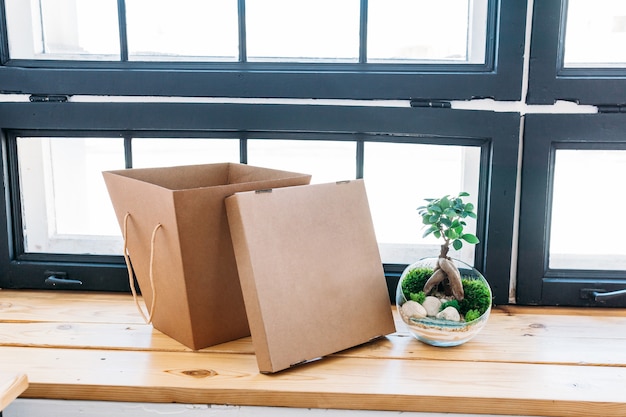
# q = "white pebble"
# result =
<box><xmin>436</xmin><ymin>306</ymin><xmax>461</xmax><ymax>322</ymax></box>
<box><xmin>422</xmin><ymin>296</ymin><xmax>442</xmax><ymax>317</ymax></box>
<box><xmin>400</xmin><ymin>300</ymin><xmax>427</xmax><ymax>319</ymax></box>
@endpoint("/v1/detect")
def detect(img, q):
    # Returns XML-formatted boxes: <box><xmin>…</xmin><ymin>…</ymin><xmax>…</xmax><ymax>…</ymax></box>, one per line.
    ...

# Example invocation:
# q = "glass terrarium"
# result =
<box><xmin>395</xmin><ymin>257</ymin><xmax>492</xmax><ymax>347</ymax></box>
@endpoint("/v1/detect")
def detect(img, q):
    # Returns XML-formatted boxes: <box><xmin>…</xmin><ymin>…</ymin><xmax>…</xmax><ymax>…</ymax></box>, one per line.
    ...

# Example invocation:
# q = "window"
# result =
<box><xmin>562</xmin><ymin>0</ymin><xmax>626</xmax><ymax>68</ymax></box>
<box><xmin>15</xmin><ymin>135</ymin><xmax>242</xmax><ymax>257</ymax></box>
<box><xmin>0</xmin><ymin>103</ymin><xmax>519</xmax><ymax>305</ymax></box>
<box><xmin>364</xmin><ymin>142</ymin><xmax>480</xmax><ymax>267</ymax></box>
<box><xmin>518</xmin><ymin>0</ymin><xmax>626</xmax><ymax>307</ymax></box>
<box><xmin>549</xmin><ymin>149</ymin><xmax>626</xmax><ymax>271</ymax></box>
<box><xmin>528</xmin><ymin>0</ymin><xmax>626</xmax><ymax>105</ymax></box>
<box><xmin>0</xmin><ymin>0</ymin><xmax>526</xmax><ymax>100</ymax></box>
<box><xmin>6</xmin><ymin>0</ymin><xmax>488</xmax><ymax>64</ymax></box>
<box><xmin>517</xmin><ymin>114</ymin><xmax>626</xmax><ymax>307</ymax></box>
<box><xmin>0</xmin><ymin>1</ymin><xmax>523</xmax><ymax>306</ymax></box>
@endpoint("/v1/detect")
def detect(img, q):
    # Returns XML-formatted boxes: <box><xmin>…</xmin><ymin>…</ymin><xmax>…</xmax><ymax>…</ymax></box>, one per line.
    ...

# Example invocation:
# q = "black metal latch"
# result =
<box><xmin>44</xmin><ymin>271</ymin><xmax>83</xmax><ymax>287</ymax></box>
<box><xmin>580</xmin><ymin>288</ymin><xmax>626</xmax><ymax>303</ymax></box>
<box><xmin>29</xmin><ymin>95</ymin><xmax>69</xmax><ymax>103</ymax></box>
<box><xmin>597</xmin><ymin>104</ymin><xmax>626</xmax><ymax>113</ymax></box>
<box><xmin>410</xmin><ymin>99</ymin><xmax>452</xmax><ymax>109</ymax></box>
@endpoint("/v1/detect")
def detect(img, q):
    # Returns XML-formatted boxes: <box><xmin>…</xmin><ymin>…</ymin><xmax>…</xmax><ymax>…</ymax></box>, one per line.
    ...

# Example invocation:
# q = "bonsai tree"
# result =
<box><xmin>417</xmin><ymin>192</ymin><xmax>479</xmax><ymax>301</ymax></box>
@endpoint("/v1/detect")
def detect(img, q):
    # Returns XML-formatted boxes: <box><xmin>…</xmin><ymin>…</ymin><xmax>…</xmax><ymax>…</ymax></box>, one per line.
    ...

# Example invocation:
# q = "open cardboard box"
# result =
<box><xmin>226</xmin><ymin>180</ymin><xmax>396</xmax><ymax>373</ymax></box>
<box><xmin>103</xmin><ymin>163</ymin><xmax>311</xmax><ymax>350</ymax></box>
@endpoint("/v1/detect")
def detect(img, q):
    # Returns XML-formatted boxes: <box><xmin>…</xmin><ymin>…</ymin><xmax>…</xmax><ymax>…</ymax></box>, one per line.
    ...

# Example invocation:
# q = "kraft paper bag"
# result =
<box><xmin>103</xmin><ymin>163</ymin><xmax>311</xmax><ymax>349</ymax></box>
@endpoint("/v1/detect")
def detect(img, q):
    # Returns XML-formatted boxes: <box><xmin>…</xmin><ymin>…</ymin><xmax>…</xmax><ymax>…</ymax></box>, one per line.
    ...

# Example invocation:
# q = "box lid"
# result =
<box><xmin>225</xmin><ymin>180</ymin><xmax>396</xmax><ymax>373</ymax></box>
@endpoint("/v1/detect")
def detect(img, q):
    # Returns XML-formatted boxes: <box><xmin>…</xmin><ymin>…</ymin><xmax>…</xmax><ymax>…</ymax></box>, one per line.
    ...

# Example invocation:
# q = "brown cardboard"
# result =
<box><xmin>103</xmin><ymin>163</ymin><xmax>311</xmax><ymax>350</ymax></box>
<box><xmin>225</xmin><ymin>180</ymin><xmax>396</xmax><ymax>373</ymax></box>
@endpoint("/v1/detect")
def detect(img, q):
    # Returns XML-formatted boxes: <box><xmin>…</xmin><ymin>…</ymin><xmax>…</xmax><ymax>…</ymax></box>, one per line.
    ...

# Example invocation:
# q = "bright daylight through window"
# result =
<box><xmin>4</xmin><ymin>0</ymin><xmax>488</xmax><ymax>64</ymax></box>
<box><xmin>563</xmin><ymin>0</ymin><xmax>626</xmax><ymax>68</ymax></box>
<box><xmin>6</xmin><ymin>0</ymin><xmax>489</xmax><ymax>266</ymax></box>
<box><xmin>16</xmin><ymin>135</ymin><xmax>480</xmax><ymax>267</ymax></box>
<box><xmin>549</xmin><ymin>149</ymin><xmax>626</xmax><ymax>271</ymax></box>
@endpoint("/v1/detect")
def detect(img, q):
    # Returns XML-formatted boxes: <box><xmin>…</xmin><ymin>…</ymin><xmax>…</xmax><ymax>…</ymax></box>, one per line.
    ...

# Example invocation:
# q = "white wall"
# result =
<box><xmin>5</xmin><ymin>399</ymin><xmax>538</xmax><ymax>417</ymax></box>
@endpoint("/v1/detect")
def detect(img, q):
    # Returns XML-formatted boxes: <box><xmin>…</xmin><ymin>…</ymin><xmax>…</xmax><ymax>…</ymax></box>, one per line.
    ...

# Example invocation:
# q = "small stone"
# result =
<box><xmin>422</xmin><ymin>296</ymin><xmax>442</xmax><ymax>317</ymax></box>
<box><xmin>400</xmin><ymin>300</ymin><xmax>427</xmax><ymax>319</ymax></box>
<box><xmin>436</xmin><ymin>306</ymin><xmax>461</xmax><ymax>322</ymax></box>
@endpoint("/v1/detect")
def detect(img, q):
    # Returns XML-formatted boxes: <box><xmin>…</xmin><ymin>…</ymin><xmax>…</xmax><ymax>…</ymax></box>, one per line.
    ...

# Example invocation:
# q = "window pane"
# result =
<box><xmin>247</xmin><ymin>139</ymin><xmax>355</xmax><ymax>183</ymax></box>
<box><xmin>367</xmin><ymin>0</ymin><xmax>488</xmax><ymax>64</ymax></box>
<box><xmin>364</xmin><ymin>142</ymin><xmax>480</xmax><ymax>265</ymax></box>
<box><xmin>5</xmin><ymin>0</ymin><xmax>120</xmax><ymax>60</ymax></box>
<box><xmin>564</xmin><ymin>0</ymin><xmax>626</xmax><ymax>68</ymax></box>
<box><xmin>17</xmin><ymin>137</ymin><xmax>125</xmax><ymax>255</ymax></box>
<box><xmin>131</xmin><ymin>138</ymin><xmax>240</xmax><ymax>168</ymax></box>
<box><xmin>549</xmin><ymin>150</ymin><xmax>626</xmax><ymax>270</ymax></box>
<box><xmin>126</xmin><ymin>0</ymin><xmax>239</xmax><ymax>61</ymax></box>
<box><xmin>246</xmin><ymin>0</ymin><xmax>360</xmax><ymax>62</ymax></box>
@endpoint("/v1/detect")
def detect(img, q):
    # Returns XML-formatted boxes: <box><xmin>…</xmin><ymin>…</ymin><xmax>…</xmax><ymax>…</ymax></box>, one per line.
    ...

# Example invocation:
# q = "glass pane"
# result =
<box><xmin>247</xmin><ymin>139</ymin><xmax>355</xmax><ymax>183</ymax></box>
<box><xmin>132</xmin><ymin>138</ymin><xmax>240</xmax><ymax>168</ymax></box>
<box><xmin>246</xmin><ymin>0</ymin><xmax>360</xmax><ymax>62</ymax></box>
<box><xmin>5</xmin><ymin>0</ymin><xmax>120</xmax><ymax>60</ymax></box>
<box><xmin>126</xmin><ymin>0</ymin><xmax>238</xmax><ymax>61</ymax></box>
<box><xmin>564</xmin><ymin>0</ymin><xmax>626</xmax><ymax>68</ymax></box>
<box><xmin>367</xmin><ymin>0</ymin><xmax>488</xmax><ymax>64</ymax></box>
<box><xmin>364</xmin><ymin>142</ymin><xmax>481</xmax><ymax>265</ymax></box>
<box><xmin>549</xmin><ymin>150</ymin><xmax>626</xmax><ymax>270</ymax></box>
<box><xmin>17</xmin><ymin>137</ymin><xmax>125</xmax><ymax>255</ymax></box>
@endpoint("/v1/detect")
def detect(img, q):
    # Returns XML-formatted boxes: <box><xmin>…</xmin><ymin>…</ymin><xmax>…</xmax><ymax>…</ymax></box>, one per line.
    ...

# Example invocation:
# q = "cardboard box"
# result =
<box><xmin>225</xmin><ymin>180</ymin><xmax>396</xmax><ymax>373</ymax></box>
<box><xmin>103</xmin><ymin>163</ymin><xmax>311</xmax><ymax>349</ymax></box>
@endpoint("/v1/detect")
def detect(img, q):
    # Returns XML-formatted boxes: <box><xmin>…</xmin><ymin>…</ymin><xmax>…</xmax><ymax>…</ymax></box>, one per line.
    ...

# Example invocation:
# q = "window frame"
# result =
<box><xmin>517</xmin><ymin>113</ymin><xmax>626</xmax><ymax>307</ymax></box>
<box><xmin>527</xmin><ymin>0</ymin><xmax>626</xmax><ymax>105</ymax></box>
<box><xmin>0</xmin><ymin>0</ymin><xmax>527</xmax><ymax>101</ymax></box>
<box><xmin>0</xmin><ymin>103</ymin><xmax>520</xmax><ymax>305</ymax></box>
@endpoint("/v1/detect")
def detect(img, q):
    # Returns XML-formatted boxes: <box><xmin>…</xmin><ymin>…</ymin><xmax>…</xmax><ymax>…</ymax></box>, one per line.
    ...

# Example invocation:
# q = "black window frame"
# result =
<box><xmin>517</xmin><ymin>113</ymin><xmax>626</xmax><ymax>307</ymax></box>
<box><xmin>0</xmin><ymin>103</ymin><xmax>520</xmax><ymax>305</ymax></box>
<box><xmin>0</xmin><ymin>0</ymin><xmax>527</xmax><ymax>101</ymax></box>
<box><xmin>527</xmin><ymin>0</ymin><xmax>626</xmax><ymax>106</ymax></box>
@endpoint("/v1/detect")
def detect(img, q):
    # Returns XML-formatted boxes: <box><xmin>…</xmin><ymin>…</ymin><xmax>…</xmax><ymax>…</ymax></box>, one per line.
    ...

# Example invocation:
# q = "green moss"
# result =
<box><xmin>440</xmin><ymin>299</ymin><xmax>460</xmax><ymax>312</ymax></box>
<box><xmin>464</xmin><ymin>309</ymin><xmax>481</xmax><ymax>322</ymax></box>
<box><xmin>409</xmin><ymin>291</ymin><xmax>426</xmax><ymax>304</ymax></box>
<box><xmin>401</xmin><ymin>267</ymin><xmax>433</xmax><ymax>300</ymax></box>
<box><xmin>459</xmin><ymin>278</ymin><xmax>492</xmax><ymax>316</ymax></box>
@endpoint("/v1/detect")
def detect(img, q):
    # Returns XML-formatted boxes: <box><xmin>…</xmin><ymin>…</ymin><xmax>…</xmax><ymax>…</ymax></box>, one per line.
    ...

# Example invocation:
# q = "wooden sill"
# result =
<box><xmin>0</xmin><ymin>289</ymin><xmax>625</xmax><ymax>417</ymax></box>
<box><xmin>0</xmin><ymin>372</ymin><xmax>28</xmax><ymax>412</ymax></box>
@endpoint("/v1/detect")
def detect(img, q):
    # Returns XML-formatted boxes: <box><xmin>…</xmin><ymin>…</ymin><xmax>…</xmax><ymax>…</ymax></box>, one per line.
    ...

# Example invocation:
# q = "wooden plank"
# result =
<box><xmin>2</xmin><ymin>290</ymin><xmax>626</xmax><ymax>416</ymax></box>
<box><xmin>0</xmin><ymin>321</ymin><xmax>254</xmax><ymax>354</ymax></box>
<box><xmin>0</xmin><ymin>346</ymin><xmax>623</xmax><ymax>417</ymax></box>
<box><xmin>0</xmin><ymin>290</ymin><xmax>143</xmax><ymax>324</ymax></box>
<box><xmin>3</xmin><ymin>305</ymin><xmax>626</xmax><ymax>367</ymax></box>
<box><xmin>374</xmin><ymin>310</ymin><xmax>626</xmax><ymax>366</ymax></box>
<box><xmin>0</xmin><ymin>373</ymin><xmax>28</xmax><ymax>411</ymax></box>
<box><xmin>3</xmin><ymin>288</ymin><xmax>624</xmax><ymax>325</ymax></box>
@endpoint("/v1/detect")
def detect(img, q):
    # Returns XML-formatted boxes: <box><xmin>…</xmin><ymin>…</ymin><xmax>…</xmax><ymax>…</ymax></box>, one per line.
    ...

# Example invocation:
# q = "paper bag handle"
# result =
<box><xmin>123</xmin><ymin>212</ymin><xmax>160</xmax><ymax>324</ymax></box>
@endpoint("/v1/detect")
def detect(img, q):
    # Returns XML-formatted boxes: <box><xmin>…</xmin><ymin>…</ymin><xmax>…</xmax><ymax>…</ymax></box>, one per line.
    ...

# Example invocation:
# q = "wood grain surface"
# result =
<box><xmin>0</xmin><ymin>373</ymin><xmax>28</xmax><ymax>411</ymax></box>
<box><xmin>0</xmin><ymin>289</ymin><xmax>625</xmax><ymax>416</ymax></box>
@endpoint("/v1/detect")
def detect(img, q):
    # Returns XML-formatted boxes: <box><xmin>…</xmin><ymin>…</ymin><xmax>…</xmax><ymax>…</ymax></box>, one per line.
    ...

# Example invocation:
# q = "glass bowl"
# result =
<box><xmin>395</xmin><ymin>257</ymin><xmax>492</xmax><ymax>347</ymax></box>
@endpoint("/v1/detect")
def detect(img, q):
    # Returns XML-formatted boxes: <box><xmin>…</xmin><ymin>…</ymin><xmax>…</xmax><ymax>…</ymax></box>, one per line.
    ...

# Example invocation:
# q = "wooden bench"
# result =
<box><xmin>0</xmin><ymin>289</ymin><xmax>625</xmax><ymax>417</ymax></box>
<box><xmin>0</xmin><ymin>372</ymin><xmax>28</xmax><ymax>415</ymax></box>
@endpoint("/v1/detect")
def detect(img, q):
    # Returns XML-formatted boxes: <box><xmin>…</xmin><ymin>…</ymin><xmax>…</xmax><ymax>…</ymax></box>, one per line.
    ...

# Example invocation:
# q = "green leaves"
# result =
<box><xmin>417</xmin><ymin>192</ymin><xmax>480</xmax><ymax>252</ymax></box>
<box><xmin>462</xmin><ymin>234</ymin><xmax>479</xmax><ymax>244</ymax></box>
<box><xmin>422</xmin><ymin>225</ymin><xmax>438</xmax><ymax>238</ymax></box>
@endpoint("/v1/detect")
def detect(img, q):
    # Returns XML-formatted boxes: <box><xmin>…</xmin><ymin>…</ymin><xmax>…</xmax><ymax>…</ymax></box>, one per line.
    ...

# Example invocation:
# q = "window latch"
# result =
<box><xmin>29</xmin><ymin>95</ymin><xmax>69</xmax><ymax>103</ymax></box>
<box><xmin>410</xmin><ymin>99</ymin><xmax>451</xmax><ymax>109</ymax></box>
<box><xmin>597</xmin><ymin>104</ymin><xmax>626</xmax><ymax>113</ymax></box>
<box><xmin>44</xmin><ymin>271</ymin><xmax>83</xmax><ymax>287</ymax></box>
<box><xmin>580</xmin><ymin>288</ymin><xmax>626</xmax><ymax>303</ymax></box>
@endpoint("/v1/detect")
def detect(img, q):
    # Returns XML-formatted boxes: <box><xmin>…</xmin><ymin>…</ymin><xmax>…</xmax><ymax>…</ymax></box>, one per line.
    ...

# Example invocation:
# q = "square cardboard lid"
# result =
<box><xmin>225</xmin><ymin>180</ymin><xmax>396</xmax><ymax>373</ymax></box>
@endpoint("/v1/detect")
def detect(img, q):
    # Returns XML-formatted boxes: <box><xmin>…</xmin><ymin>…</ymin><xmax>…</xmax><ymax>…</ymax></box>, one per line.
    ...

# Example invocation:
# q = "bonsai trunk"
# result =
<box><xmin>422</xmin><ymin>243</ymin><xmax>465</xmax><ymax>300</ymax></box>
